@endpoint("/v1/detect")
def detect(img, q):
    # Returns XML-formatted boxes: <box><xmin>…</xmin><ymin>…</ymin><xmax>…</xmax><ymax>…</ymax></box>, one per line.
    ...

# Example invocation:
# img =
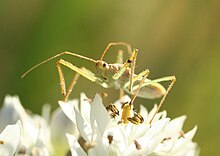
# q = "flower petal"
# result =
<box><xmin>51</xmin><ymin>108</ymin><xmax>79</xmax><ymax>142</ymax></box>
<box><xmin>90</xmin><ymin>94</ymin><xmax>110</xmax><ymax>136</ymax></box>
<box><xmin>41</xmin><ymin>104</ymin><xmax>51</xmax><ymax>123</ymax></box>
<box><xmin>0</xmin><ymin>95</ymin><xmax>39</xmax><ymax>146</ymax></box>
<box><xmin>90</xmin><ymin>122</ymin><xmax>105</xmax><ymax>156</ymax></box>
<box><xmin>74</xmin><ymin>107</ymin><xmax>92</xmax><ymax>142</ymax></box>
<box><xmin>32</xmin><ymin>125</ymin><xmax>50</xmax><ymax>156</ymax></box>
<box><xmin>104</xmin><ymin>126</ymin><xmax>127</xmax><ymax>153</ymax></box>
<box><xmin>66</xmin><ymin>133</ymin><xmax>87</xmax><ymax>156</ymax></box>
<box><xmin>106</xmin><ymin>144</ymin><xmax>121</xmax><ymax>156</ymax></box>
<box><xmin>51</xmin><ymin>108</ymin><xmax>79</xmax><ymax>155</ymax></box>
<box><xmin>146</xmin><ymin>105</ymin><xmax>167</xmax><ymax>123</ymax></box>
<box><xmin>0</xmin><ymin>95</ymin><xmax>25</xmax><ymax>131</ymax></box>
<box><xmin>145</xmin><ymin>118</ymin><xmax>170</xmax><ymax>138</ymax></box>
<box><xmin>80</xmin><ymin>93</ymin><xmax>91</xmax><ymax>122</ymax></box>
<box><xmin>0</xmin><ymin>121</ymin><xmax>21</xmax><ymax>156</ymax></box>
<box><xmin>184</xmin><ymin>126</ymin><xmax>197</xmax><ymax>140</ymax></box>
<box><xmin>170</xmin><ymin>126</ymin><xmax>198</xmax><ymax>155</ymax></box>
<box><xmin>165</xmin><ymin>115</ymin><xmax>187</xmax><ymax>138</ymax></box>
<box><xmin>58</xmin><ymin>100</ymin><xmax>78</xmax><ymax>124</ymax></box>
<box><xmin>139</xmin><ymin>105</ymin><xmax>148</xmax><ymax>117</ymax></box>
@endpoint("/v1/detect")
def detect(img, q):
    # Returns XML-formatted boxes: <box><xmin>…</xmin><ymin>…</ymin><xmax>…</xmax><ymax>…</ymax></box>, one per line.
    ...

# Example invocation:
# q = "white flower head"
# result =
<box><xmin>61</xmin><ymin>93</ymin><xmax>199</xmax><ymax>156</ymax></box>
<box><xmin>0</xmin><ymin>93</ymin><xmax>199</xmax><ymax>156</ymax></box>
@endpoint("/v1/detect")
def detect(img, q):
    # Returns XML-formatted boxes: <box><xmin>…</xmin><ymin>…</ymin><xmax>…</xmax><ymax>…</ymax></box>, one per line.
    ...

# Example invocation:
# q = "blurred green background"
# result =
<box><xmin>0</xmin><ymin>0</ymin><xmax>219</xmax><ymax>155</ymax></box>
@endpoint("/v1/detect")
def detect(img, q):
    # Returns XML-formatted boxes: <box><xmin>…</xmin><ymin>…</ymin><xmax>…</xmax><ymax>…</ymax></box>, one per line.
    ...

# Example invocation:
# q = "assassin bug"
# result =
<box><xmin>21</xmin><ymin>42</ymin><xmax>176</xmax><ymax>123</ymax></box>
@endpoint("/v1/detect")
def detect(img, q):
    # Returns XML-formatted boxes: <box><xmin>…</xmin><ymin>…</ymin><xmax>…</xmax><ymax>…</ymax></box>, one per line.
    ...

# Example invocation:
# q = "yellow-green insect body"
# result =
<box><xmin>22</xmin><ymin>42</ymin><xmax>175</xmax><ymax>116</ymax></box>
<box><xmin>95</xmin><ymin>60</ymin><xmax>166</xmax><ymax>99</ymax></box>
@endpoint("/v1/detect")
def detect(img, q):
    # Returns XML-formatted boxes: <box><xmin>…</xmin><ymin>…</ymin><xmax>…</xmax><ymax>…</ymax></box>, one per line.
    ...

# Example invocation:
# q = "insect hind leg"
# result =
<box><xmin>149</xmin><ymin>76</ymin><xmax>176</xmax><ymax>125</ymax></box>
<box><xmin>57</xmin><ymin>61</ymin><xmax>66</xmax><ymax>97</ymax></box>
<box><xmin>63</xmin><ymin>73</ymin><xmax>80</xmax><ymax>102</ymax></box>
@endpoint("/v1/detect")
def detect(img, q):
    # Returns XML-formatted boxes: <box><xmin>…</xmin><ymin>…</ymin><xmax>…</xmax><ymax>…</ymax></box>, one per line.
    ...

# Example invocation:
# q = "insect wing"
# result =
<box><xmin>124</xmin><ymin>78</ymin><xmax>166</xmax><ymax>99</ymax></box>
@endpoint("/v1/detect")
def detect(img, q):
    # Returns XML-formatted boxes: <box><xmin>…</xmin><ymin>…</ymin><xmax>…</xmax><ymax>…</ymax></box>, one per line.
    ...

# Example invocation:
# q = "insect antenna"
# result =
<box><xmin>21</xmin><ymin>51</ymin><xmax>97</xmax><ymax>78</ymax></box>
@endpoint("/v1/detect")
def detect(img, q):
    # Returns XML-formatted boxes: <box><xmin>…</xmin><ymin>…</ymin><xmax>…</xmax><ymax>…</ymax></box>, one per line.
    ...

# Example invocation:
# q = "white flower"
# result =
<box><xmin>50</xmin><ymin>106</ymin><xmax>79</xmax><ymax>155</ymax></box>
<box><xmin>0</xmin><ymin>95</ymin><xmax>52</xmax><ymax>156</ymax></box>
<box><xmin>0</xmin><ymin>121</ymin><xmax>21</xmax><ymax>156</ymax></box>
<box><xmin>0</xmin><ymin>95</ymin><xmax>81</xmax><ymax>156</ymax></box>
<box><xmin>61</xmin><ymin>93</ymin><xmax>199</xmax><ymax>156</ymax></box>
<box><xmin>0</xmin><ymin>93</ymin><xmax>199</xmax><ymax>156</ymax></box>
<box><xmin>152</xmin><ymin>118</ymin><xmax>199</xmax><ymax>156</ymax></box>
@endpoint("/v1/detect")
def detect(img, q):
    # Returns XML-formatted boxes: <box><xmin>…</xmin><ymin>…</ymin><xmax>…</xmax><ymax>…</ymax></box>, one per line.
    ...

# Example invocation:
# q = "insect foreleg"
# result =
<box><xmin>113</xmin><ymin>49</ymin><xmax>138</xmax><ymax>80</ymax></box>
<box><xmin>128</xmin><ymin>49</ymin><xmax>138</xmax><ymax>93</ymax></box>
<box><xmin>100</xmin><ymin>42</ymin><xmax>132</xmax><ymax>62</ymax></box>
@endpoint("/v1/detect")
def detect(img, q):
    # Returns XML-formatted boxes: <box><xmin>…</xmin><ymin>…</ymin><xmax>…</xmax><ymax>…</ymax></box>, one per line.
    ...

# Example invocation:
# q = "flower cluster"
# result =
<box><xmin>0</xmin><ymin>95</ymin><xmax>76</xmax><ymax>156</ymax></box>
<box><xmin>0</xmin><ymin>94</ymin><xmax>199</xmax><ymax>156</ymax></box>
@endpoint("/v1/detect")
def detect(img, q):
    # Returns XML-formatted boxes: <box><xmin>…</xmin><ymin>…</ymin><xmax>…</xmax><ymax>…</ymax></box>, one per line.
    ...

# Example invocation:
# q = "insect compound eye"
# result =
<box><xmin>102</xmin><ymin>62</ymin><xmax>109</xmax><ymax>70</ymax></box>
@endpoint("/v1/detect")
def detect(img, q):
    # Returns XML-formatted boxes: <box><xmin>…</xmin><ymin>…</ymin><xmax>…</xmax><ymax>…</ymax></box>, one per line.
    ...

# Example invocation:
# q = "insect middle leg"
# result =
<box><xmin>132</xmin><ymin>76</ymin><xmax>176</xmax><ymax>124</ymax></box>
<box><xmin>121</xmin><ymin>69</ymin><xmax>149</xmax><ymax>124</ymax></box>
<box><xmin>125</xmin><ymin>74</ymin><xmax>176</xmax><ymax>124</ymax></box>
